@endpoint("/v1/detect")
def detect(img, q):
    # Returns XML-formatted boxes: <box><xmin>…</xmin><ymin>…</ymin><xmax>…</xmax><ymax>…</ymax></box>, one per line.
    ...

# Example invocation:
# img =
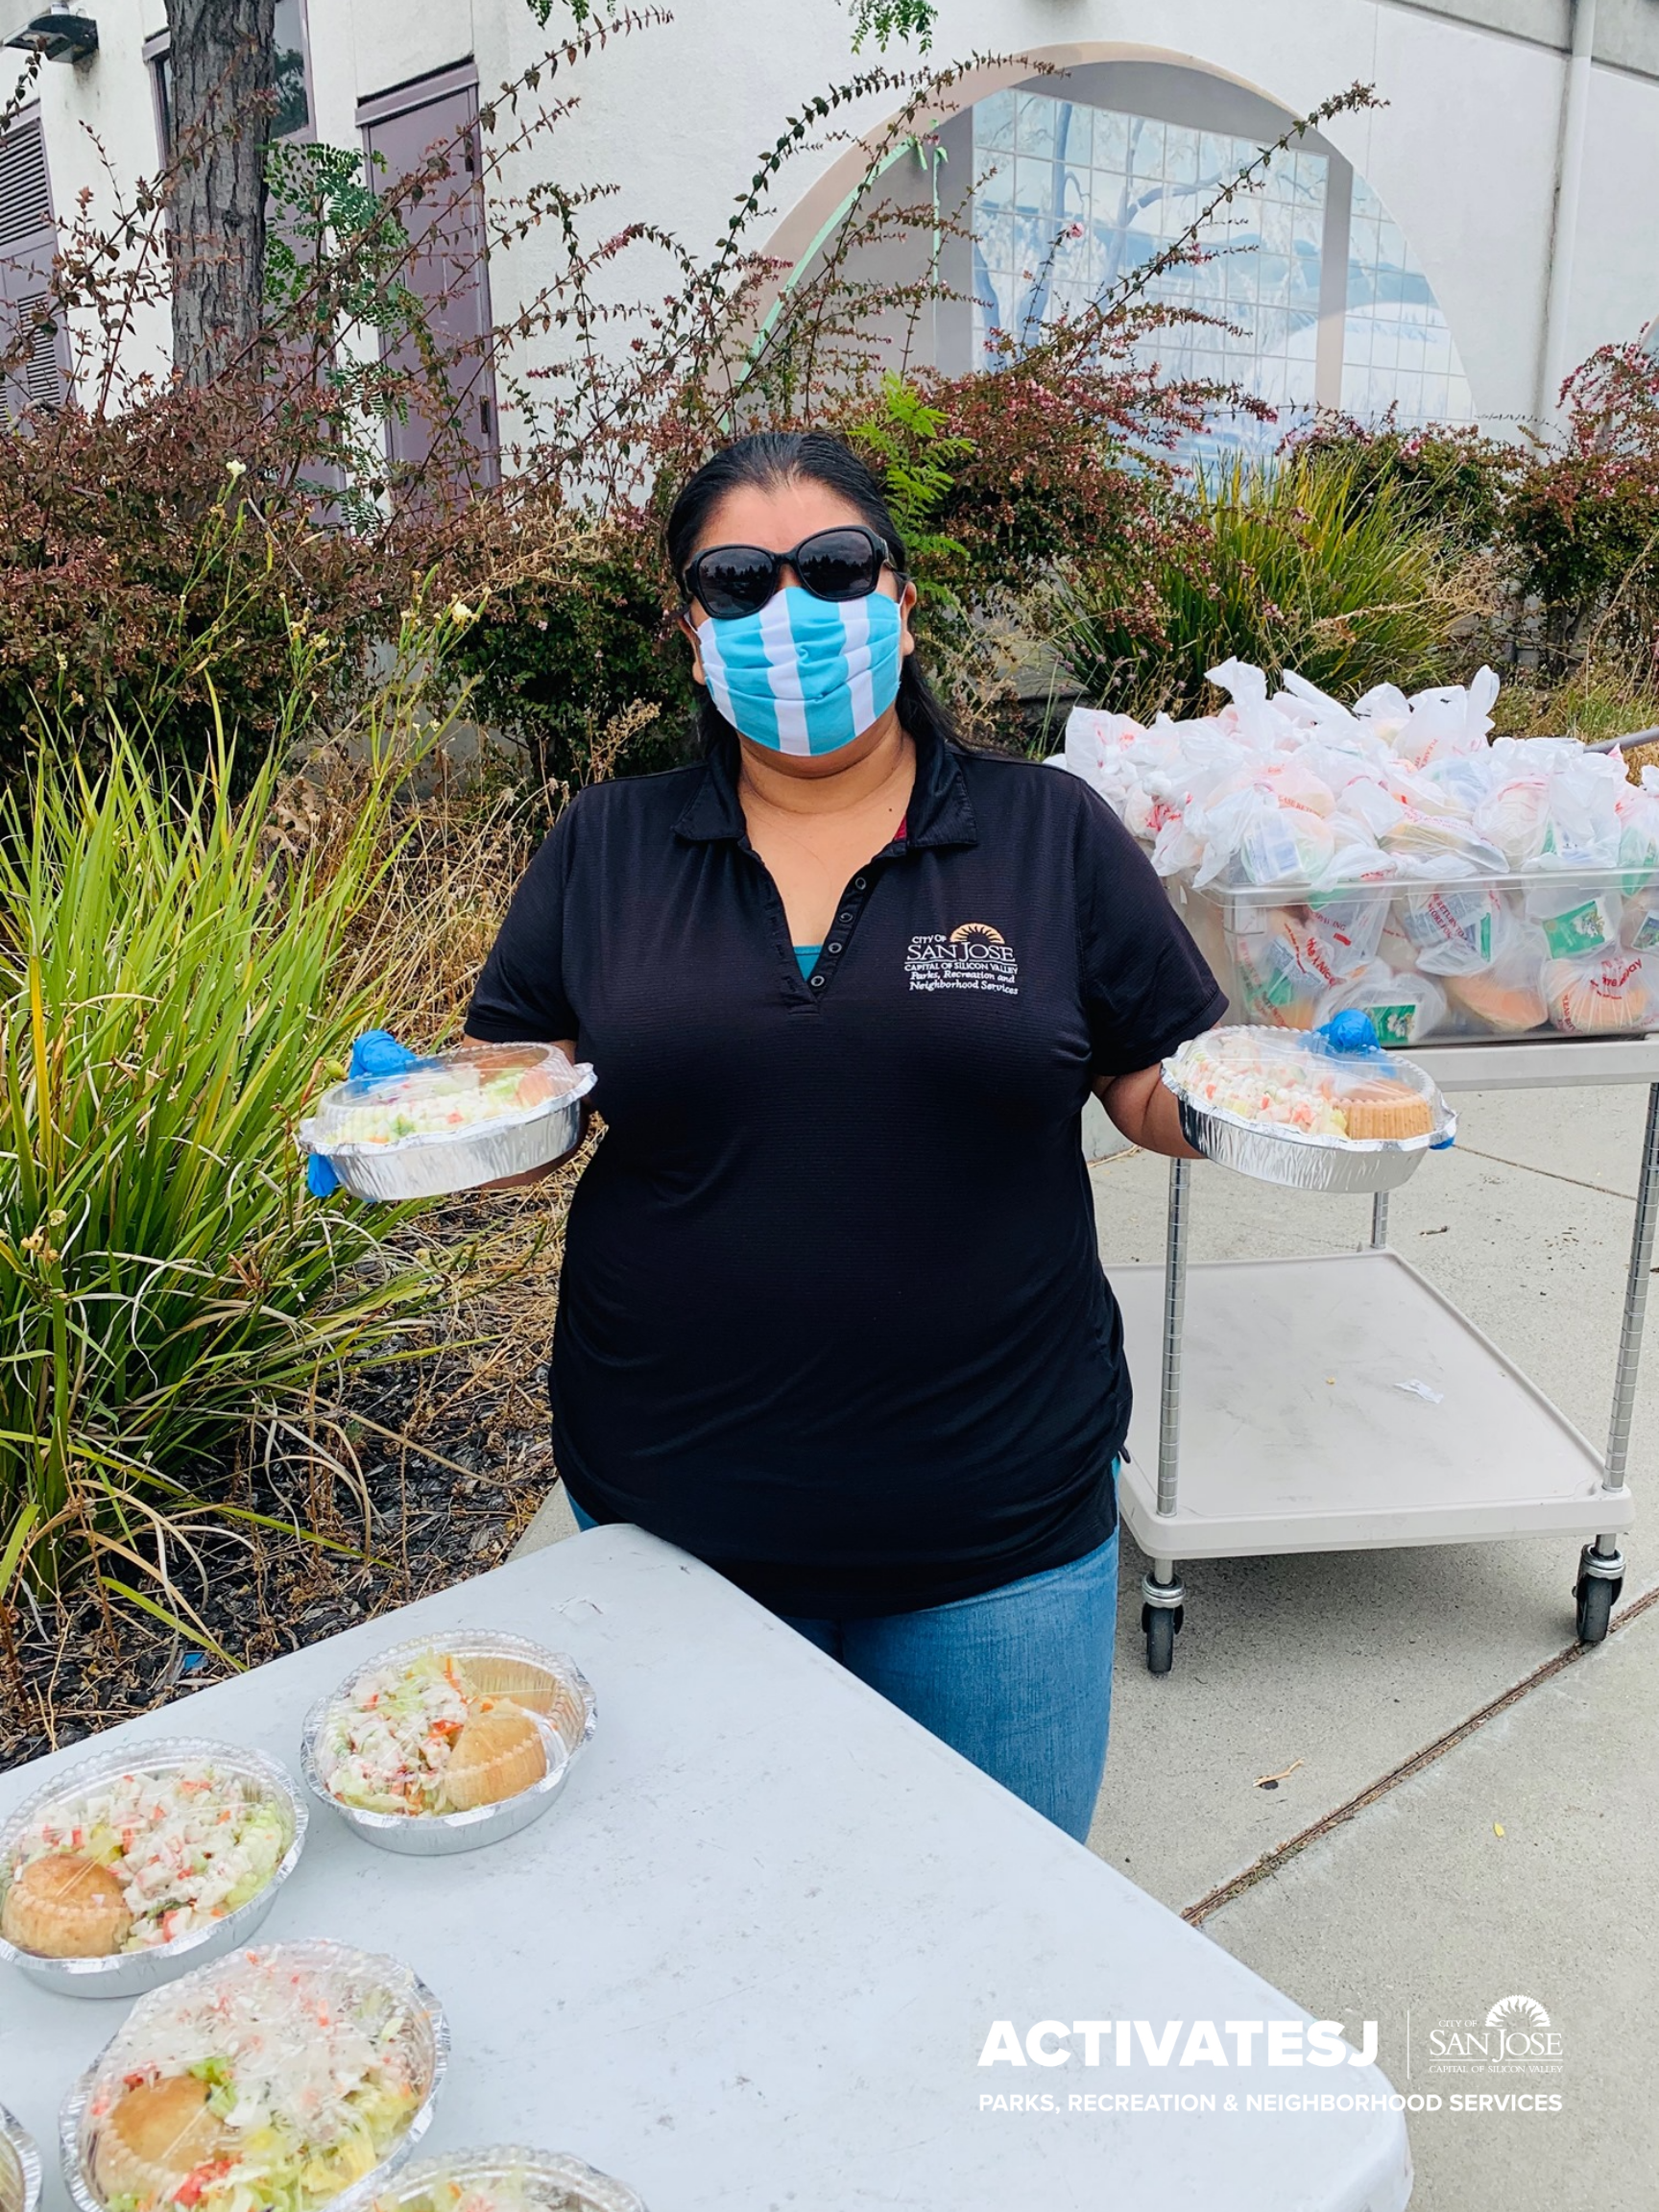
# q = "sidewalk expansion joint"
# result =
<box><xmin>1180</xmin><ymin>1579</ymin><xmax>1659</xmax><ymax>1928</ymax></box>
<box><xmin>1453</xmin><ymin>1144</ymin><xmax>1638</xmax><ymax>1204</ymax></box>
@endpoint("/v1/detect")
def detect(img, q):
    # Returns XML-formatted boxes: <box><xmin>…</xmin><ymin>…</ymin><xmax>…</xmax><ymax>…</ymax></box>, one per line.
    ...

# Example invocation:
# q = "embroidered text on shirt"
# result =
<box><xmin>905</xmin><ymin>923</ymin><xmax>1020</xmax><ymax>996</ymax></box>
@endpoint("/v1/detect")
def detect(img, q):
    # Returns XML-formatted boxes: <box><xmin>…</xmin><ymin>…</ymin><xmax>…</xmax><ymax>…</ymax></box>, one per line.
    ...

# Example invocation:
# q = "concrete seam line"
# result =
<box><xmin>1454</xmin><ymin>1144</ymin><xmax>1637</xmax><ymax>1204</ymax></box>
<box><xmin>1179</xmin><ymin>1579</ymin><xmax>1659</xmax><ymax>1928</ymax></box>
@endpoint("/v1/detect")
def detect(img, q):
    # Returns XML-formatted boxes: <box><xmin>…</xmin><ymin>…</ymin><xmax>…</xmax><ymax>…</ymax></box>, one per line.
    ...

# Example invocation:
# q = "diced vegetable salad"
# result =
<box><xmin>5</xmin><ymin>1769</ymin><xmax>289</xmax><ymax>1952</ymax></box>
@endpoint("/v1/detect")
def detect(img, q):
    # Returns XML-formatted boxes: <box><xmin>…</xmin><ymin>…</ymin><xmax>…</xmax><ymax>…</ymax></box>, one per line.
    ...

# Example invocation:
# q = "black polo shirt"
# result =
<box><xmin>467</xmin><ymin>730</ymin><xmax>1225</xmax><ymax>1618</ymax></box>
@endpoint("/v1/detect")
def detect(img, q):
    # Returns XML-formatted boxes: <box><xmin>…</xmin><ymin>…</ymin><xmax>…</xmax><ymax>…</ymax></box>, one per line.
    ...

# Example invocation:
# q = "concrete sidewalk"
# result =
<box><xmin>517</xmin><ymin>1081</ymin><xmax>1657</xmax><ymax>2209</ymax></box>
<box><xmin>1089</xmin><ymin>1081</ymin><xmax>1657</xmax><ymax>2210</ymax></box>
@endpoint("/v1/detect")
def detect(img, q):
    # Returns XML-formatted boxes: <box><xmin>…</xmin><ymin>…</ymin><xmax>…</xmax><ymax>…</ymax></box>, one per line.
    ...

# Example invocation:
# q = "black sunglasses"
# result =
<box><xmin>684</xmin><ymin>525</ymin><xmax>899</xmax><ymax>621</ymax></box>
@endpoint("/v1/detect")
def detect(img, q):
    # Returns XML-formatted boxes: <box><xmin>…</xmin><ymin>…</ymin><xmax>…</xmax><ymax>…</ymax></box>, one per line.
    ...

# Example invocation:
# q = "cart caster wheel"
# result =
<box><xmin>1142</xmin><ymin>1603</ymin><xmax>1183</xmax><ymax>1675</ymax></box>
<box><xmin>1575</xmin><ymin>1544</ymin><xmax>1623</xmax><ymax>1646</ymax></box>
<box><xmin>1575</xmin><ymin>1572</ymin><xmax>1617</xmax><ymax>1646</ymax></box>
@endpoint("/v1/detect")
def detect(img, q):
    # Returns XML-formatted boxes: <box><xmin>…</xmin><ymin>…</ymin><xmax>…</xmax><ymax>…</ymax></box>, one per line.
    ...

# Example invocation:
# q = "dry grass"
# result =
<box><xmin>1489</xmin><ymin>655</ymin><xmax>1659</xmax><ymax>776</ymax></box>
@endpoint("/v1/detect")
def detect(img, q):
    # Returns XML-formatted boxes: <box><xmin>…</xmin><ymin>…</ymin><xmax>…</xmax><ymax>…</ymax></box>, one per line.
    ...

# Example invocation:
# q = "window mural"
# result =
<box><xmin>969</xmin><ymin>84</ymin><xmax>1473</xmax><ymax>431</ymax></box>
<box><xmin>1341</xmin><ymin>173</ymin><xmax>1473</xmax><ymax>424</ymax></box>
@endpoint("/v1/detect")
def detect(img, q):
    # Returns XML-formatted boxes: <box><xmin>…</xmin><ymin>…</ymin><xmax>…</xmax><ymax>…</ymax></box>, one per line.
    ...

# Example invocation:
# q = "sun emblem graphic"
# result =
<box><xmin>950</xmin><ymin>922</ymin><xmax>1005</xmax><ymax>946</ymax></box>
<box><xmin>1483</xmin><ymin>1995</ymin><xmax>1550</xmax><ymax>2033</ymax></box>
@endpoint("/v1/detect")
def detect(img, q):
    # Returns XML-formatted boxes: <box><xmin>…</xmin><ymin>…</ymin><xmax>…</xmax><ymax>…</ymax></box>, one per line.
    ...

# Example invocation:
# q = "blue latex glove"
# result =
<box><xmin>1316</xmin><ymin>1009</ymin><xmax>1382</xmax><ymax>1057</ymax></box>
<box><xmin>307</xmin><ymin>1030</ymin><xmax>425</xmax><ymax>1198</ymax></box>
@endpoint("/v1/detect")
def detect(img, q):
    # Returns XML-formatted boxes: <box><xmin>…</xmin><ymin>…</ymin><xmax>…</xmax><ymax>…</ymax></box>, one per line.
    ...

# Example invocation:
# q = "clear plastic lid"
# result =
<box><xmin>299</xmin><ymin>1045</ymin><xmax>587</xmax><ymax>1156</ymax></box>
<box><xmin>373</xmin><ymin>2150</ymin><xmax>646</xmax><ymax>2212</ymax></box>
<box><xmin>1163</xmin><ymin>1015</ymin><xmax>1454</xmax><ymax>1147</ymax></box>
<box><xmin>0</xmin><ymin>2105</ymin><xmax>41</xmax><ymax>2212</ymax></box>
<box><xmin>1</xmin><ymin>1742</ymin><xmax>301</xmax><ymax>1959</ymax></box>
<box><xmin>303</xmin><ymin>1635</ymin><xmax>592</xmax><ymax>1820</ymax></box>
<box><xmin>65</xmin><ymin>1940</ymin><xmax>447</xmax><ymax>2212</ymax></box>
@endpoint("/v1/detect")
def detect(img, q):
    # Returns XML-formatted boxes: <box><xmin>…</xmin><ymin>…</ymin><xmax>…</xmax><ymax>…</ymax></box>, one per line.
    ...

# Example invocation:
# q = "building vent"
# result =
<box><xmin>0</xmin><ymin>115</ymin><xmax>52</xmax><ymax>249</ymax></box>
<box><xmin>0</xmin><ymin>109</ymin><xmax>66</xmax><ymax>411</ymax></box>
<box><xmin>19</xmin><ymin>294</ymin><xmax>60</xmax><ymax>407</ymax></box>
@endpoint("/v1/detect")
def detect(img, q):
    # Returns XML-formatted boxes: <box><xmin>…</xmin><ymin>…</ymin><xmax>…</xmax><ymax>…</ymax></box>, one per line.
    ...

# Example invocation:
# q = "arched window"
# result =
<box><xmin>941</xmin><ymin>62</ymin><xmax>1472</xmax><ymax>432</ymax></box>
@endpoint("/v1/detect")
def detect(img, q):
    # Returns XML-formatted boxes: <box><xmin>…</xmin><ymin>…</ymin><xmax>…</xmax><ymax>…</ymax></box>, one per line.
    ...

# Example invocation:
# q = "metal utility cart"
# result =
<box><xmin>1117</xmin><ymin>1035</ymin><xmax>1658</xmax><ymax>1672</ymax></box>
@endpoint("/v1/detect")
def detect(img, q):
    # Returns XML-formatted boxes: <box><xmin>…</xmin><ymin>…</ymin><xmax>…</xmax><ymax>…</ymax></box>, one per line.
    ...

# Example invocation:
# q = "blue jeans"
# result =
<box><xmin>565</xmin><ymin>1494</ymin><xmax>1118</xmax><ymax>1842</ymax></box>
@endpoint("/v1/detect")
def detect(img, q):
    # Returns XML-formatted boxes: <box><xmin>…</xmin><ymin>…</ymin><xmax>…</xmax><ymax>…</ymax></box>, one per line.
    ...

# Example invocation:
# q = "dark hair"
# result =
<box><xmin>664</xmin><ymin>430</ymin><xmax>959</xmax><ymax>757</ymax></box>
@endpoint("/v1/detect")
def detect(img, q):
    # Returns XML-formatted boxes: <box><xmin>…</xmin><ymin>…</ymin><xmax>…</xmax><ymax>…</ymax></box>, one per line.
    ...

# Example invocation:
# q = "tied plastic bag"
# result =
<box><xmin>1543</xmin><ymin>947</ymin><xmax>1659</xmax><ymax>1034</ymax></box>
<box><xmin>1381</xmin><ymin>812</ymin><xmax>1506</xmax><ymax>873</ymax></box>
<box><xmin>1475</xmin><ymin>776</ymin><xmax>1552</xmax><ymax>869</ymax></box>
<box><xmin>1622</xmin><ymin>882</ymin><xmax>1659</xmax><ymax>952</ymax></box>
<box><xmin>1444</xmin><ymin>913</ymin><xmax>1550</xmax><ymax>1034</ymax></box>
<box><xmin>1389</xmin><ymin>668</ymin><xmax>1500</xmax><ymax>768</ymax></box>
<box><xmin>1062</xmin><ymin>706</ymin><xmax>1143</xmax><ymax>797</ymax></box>
<box><xmin>1524</xmin><ymin>880</ymin><xmax>1622</xmax><ymax>960</ymax></box>
<box><xmin>1302</xmin><ymin>890</ymin><xmax>1390</xmax><ymax>975</ymax></box>
<box><xmin>1316</xmin><ymin>960</ymin><xmax>1447</xmax><ymax>1047</ymax></box>
<box><xmin>1394</xmin><ymin>884</ymin><xmax>1504</xmax><ymax>975</ymax></box>
<box><xmin>1233</xmin><ymin>908</ymin><xmax>1326</xmax><ymax>1029</ymax></box>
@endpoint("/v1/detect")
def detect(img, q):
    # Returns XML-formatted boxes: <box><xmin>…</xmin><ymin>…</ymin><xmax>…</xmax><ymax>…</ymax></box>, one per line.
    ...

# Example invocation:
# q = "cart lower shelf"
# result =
<box><xmin>1115</xmin><ymin>1248</ymin><xmax>1632</xmax><ymax>1561</ymax></box>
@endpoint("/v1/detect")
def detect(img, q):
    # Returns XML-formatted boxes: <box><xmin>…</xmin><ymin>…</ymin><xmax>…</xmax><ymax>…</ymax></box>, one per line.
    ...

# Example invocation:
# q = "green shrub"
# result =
<box><xmin>1058</xmin><ymin>451</ymin><xmax>1463</xmax><ymax>716</ymax></box>
<box><xmin>1503</xmin><ymin>345</ymin><xmax>1659</xmax><ymax>674</ymax></box>
<box><xmin>0</xmin><ymin>377</ymin><xmax>416</xmax><ymax>790</ymax></box>
<box><xmin>440</xmin><ymin>506</ymin><xmax>691</xmax><ymax>788</ymax></box>
<box><xmin>1283</xmin><ymin>413</ymin><xmax>1522</xmax><ymax>551</ymax></box>
<box><xmin>0</xmin><ymin>638</ymin><xmax>457</xmax><ymax>1626</ymax></box>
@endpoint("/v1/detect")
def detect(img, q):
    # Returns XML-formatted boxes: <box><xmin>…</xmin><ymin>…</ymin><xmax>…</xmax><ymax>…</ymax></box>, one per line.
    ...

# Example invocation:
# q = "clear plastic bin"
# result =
<box><xmin>1176</xmin><ymin>868</ymin><xmax>1659</xmax><ymax>1043</ymax></box>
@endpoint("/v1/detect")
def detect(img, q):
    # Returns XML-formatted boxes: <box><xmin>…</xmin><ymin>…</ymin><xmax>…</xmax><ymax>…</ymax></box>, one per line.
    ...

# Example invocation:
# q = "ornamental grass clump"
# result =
<box><xmin>1058</xmin><ymin>449</ymin><xmax>1468</xmax><ymax>720</ymax></box>
<box><xmin>0</xmin><ymin>641</ymin><xmax>462</xmax><ymax>1635</ymax></box>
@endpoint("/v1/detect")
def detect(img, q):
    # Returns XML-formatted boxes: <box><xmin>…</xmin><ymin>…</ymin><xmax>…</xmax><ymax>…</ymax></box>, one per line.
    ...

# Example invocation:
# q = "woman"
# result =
<box><xmin>466</xmin><ymin>431</ymin><xmax>1226</xmax><ymax>1841</ymax></box>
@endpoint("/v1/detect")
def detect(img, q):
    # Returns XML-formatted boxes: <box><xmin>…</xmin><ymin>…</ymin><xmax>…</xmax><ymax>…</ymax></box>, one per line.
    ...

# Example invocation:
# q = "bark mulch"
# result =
<box><xmin>1</xmin><ymin>1179</ymin><xmax>573</xmax><ymax>1772</ymax></box>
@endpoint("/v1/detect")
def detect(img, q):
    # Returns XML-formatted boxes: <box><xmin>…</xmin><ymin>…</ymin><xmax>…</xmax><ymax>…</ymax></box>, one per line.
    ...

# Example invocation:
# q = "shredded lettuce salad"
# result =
<box><xmin>88</xmin><ymin>1952</ymin><xmax>426</xmax><ymax>2212</ymax></box>
<box><xmin>324</xmin><ymin>1063</ymin><xmax>563</xmax><ymax>1150</ymax></box>
<box><xmin>6</xmin><ymin>1767</ymin><xmax>289</xmax><ymax>1950</ymax></box>
<box><xmin>387</xmin><ymin>2176</ymin><xmax>553</xmax><ymax>2212</ymax></box>
<box><xmin>318</xmin><ymin>1654</ymin><xmax>476</xmax><ymax>1816</ymax></box>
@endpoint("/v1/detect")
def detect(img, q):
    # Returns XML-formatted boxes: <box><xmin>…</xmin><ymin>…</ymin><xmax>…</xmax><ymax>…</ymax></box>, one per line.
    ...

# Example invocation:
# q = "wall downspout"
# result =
<box><xmin>1537</xmin><ymin>0</ymin><xmax>1597</xmax><ymax>421</ymax></box>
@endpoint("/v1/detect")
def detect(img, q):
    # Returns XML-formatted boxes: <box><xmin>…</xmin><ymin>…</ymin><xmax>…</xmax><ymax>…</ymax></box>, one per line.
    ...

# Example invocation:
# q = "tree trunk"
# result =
<box><xmin>165</xmin><ymin>0</ymin><xmax>276</xmax><ymax>385</ymax></box>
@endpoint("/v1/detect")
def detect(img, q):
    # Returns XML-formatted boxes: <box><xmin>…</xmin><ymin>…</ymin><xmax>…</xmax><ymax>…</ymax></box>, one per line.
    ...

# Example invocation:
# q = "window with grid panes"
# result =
<box><xmin>969</xmin><ymin>85</ymin><xmax>1472</xmax><ymax>437</ymax></box>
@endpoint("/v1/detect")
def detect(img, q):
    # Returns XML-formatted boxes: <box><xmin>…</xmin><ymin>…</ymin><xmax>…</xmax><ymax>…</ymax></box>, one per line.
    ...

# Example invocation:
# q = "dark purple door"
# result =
<box><xmin>360</xmin><ymin>65</ymin><xmax>498</xmax><ymax>495</ymax></box>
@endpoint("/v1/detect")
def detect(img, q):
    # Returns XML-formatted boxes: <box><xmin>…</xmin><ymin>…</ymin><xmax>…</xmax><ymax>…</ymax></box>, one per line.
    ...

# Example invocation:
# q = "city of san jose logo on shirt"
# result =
<box><xmin>904</xmin><ymin>922</ymin><xmax>1020</xmax><ymax>996</ymax></box>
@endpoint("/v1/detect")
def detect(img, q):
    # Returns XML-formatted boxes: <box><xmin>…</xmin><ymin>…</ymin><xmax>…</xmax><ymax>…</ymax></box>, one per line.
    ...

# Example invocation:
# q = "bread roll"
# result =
<box><xmin>2</xmin><ymin>1852</ymin><xmax>132</xmax><ymax>1958</ymax></box>
<box><xmin>93</xmin><ymin>2076</ymin><xmax>228</xmax><ymax>2204</ymax></box>
<box><xmin>1341</xmin><ymin>1083</ymin><xmax>1433</xmax><ymax>1141</ymax></box>
<box><xmin>441</xmin><ymin>1704</ymin><xmax>545</xmax><ymax>1812</ymax></box>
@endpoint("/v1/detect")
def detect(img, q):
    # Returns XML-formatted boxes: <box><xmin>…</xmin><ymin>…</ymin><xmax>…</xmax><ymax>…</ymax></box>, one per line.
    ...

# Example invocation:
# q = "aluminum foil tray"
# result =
<box><xmin>301</xmin><ymin>1633</ymin><xmax>596</xmax><ymax>1858</ymax></box>
<box><xmin>60</xmin><ymin>1939</ymin><xmax>448</xmax><ymax>2212</ymax></box>
<box><xmin>0</xmin><ymin>2105</ymin><xmax>41</xmax><ymax>2212</ymax></box>
<box><xmin>0</xmin><ymin>1737</ymin><xmax>307</xmax><ymax>2000</ymax></box>
<box><xmin>1176</xmin><ymin>1097</ymin><xmax>1455</xmax><ymax>1192</ymax></box>
<box><xmin>319</xmin><ymin>1071</ymin><xmax>595</xmax><ymax>1203</ymax></box>
<box><xmin>373</xmin><ymin>2148</ymin><xmax>647</xmax><ymax>2212</ymax></box>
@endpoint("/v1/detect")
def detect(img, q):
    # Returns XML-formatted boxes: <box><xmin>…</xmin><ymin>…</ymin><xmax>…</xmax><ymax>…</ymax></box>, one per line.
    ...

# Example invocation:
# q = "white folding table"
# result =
<box><xmin>0</xmin><ymin>1526</ymin><xmax>1411</xmax><ymax>2211</ymax></box>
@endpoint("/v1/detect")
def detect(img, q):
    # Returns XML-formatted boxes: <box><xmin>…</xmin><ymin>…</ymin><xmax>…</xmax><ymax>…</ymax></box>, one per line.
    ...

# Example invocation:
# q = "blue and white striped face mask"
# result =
<box><xmin>696</xmin><ymin>587</ymin><xmax>903</xmax><ymax>757</ymax></box>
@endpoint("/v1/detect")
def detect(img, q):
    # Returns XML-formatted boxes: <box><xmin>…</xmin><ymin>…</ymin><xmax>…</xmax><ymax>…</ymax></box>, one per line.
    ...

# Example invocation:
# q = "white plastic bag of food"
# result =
<box><xmin>1543</xmin><ymin>946</ymin><xmax>1659</xmax><ymax>1034</ymax></box>
<box><xmin>1524</xmin><ymin>879</ymin><xmax>1623</xmax><ymax>960</ymax></box>
<box><xmin>1475</xmin><ymin>774</ymin><xmax>1552</xmax><ymax>868</ymax></box>
<box><xmin>1232</xmin><ymin>907</ymin><xmax>1327</xmax><ymax>1028</ymax></box>
<box><xmin>1302</xmin><ymin>888</ymin><xmax>1391</xmax><ymax>974</ymax></box>
<box><xmin>1622</xmin><ymin>882</ymin><xmax>1659</xmax><ymax>951</ymax></box>
<box><xmin>1393</xmin><ymin>883</ymin><xmax>1504</xmax><ymax>974</ymax></box>
<box><xmin>1392</xmin><ymin>668</ymin><xmax>1499</xmax><ymax>767</ymax></box>
<box><xmin>1315</xmin><ymin>960</ymin><xmax>1447</xmax><ymax>1047</ymax></box>
<box><xmin>1062</xmin><ymin>706</ymin><xmax>1143</xmax><ymax>796</ymax></box>
<box><xmin>1444</xmin><ymin>912</ymin><xmax>1550</xmax><ymax>1033</ymax></box>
